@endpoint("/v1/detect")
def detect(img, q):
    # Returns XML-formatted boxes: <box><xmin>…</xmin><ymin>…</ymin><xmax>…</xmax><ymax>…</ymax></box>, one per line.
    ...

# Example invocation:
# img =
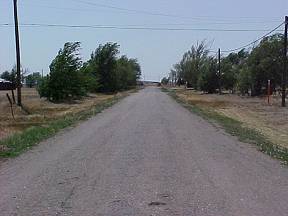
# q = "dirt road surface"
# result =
<box><xmin>0</xmin><ymin>87</ymin><xmax>287</xmax><ymax>216</ymax></box>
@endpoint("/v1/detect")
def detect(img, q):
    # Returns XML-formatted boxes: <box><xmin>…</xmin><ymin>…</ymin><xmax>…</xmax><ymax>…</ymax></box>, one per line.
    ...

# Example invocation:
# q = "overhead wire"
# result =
<box><xmin>70</xmin><ymin>0</ymin><xmax>227</xmax><ymax>21</ymax></box>
<box><xmin>16</xmin><ymin>2</ymin><xmax>281</xmax><ymax>25</ymax></box>
<box><xmin>0</xmin><ymin>23</ymin><xmax>283</xmax><ymax>32</ymax></box>
<box><xmin>220</xmin><ymin>21</ymin><xmax>285</xmax><ymax>53</ymax></box>
<box><xmin>1</xmin><ymin>0</ymin><xmax>285</xmax><ymax>55</ymax></box>
<box><xmin>65</xmin><ymin>0</ymin><xmax>280</xmax><ymax>22</ymax></box>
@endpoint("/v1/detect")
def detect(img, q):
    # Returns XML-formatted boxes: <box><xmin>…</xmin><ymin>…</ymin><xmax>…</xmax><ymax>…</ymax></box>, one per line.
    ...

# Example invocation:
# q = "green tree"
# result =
<box><xmin>116</xmin><ymin>56</ymin><xmax>141</xmax><ymax>90</ymax></box>
<box><xmin>0</xmin><ymin>71</ymin><xmax>11</xmax><ymax>81</ymax></box>
<box><xmin>38</xmin><ymin>42</ymin><xmax>86</xmax><ymax>101</ymax></box>
<box><xmin>127</xmin><ymin>58</ymin><xmax>141</xmax><ymax>84</ymax></box>
<box><xmin>89</xmin><ymin>43</ymin><xmax>120</xmax><ymax>92</ymax></box>
<box><xmin>247</xmin><ymin>34</ymin><xmax>283</xmax><ymax>96</ymax></box>
<box><xmin>173</xmin><ymin>41</ymin><xmax>209</xmax><ymax>88</ymax></box>
<box><xmin>80</xmin><ymin>61</ymin><xmax>99</xmax><ymax>93</ymax></box>
<box><xmin>171</xmin><ymin>63</ymin><xmax>184</xmax><ymax>85</ymax></box>
<box><xmin>237</xmin><ymin>67</ymin><xmax>252</xmax><ymax>95</ymax></box>
<box><xmin>161</xmin><ymin>77</ymin><xmax>169</xmax><ymax>85</ymax></box>
<box><xmin>37</xmin><ymin>76</ymin><xmax>50</xmax><ymax>98</ymax></box>
<box><xmin>197</xmin><ymin>57</ymin><xmax>218</xmax><ymax>93</ymax></box>
<box><xmin>221</xmin><ymin>49</ymin><xmax>249</xmax><ymax>92</ymax></box>
<box><xmin>25</xmin><ymin>72</ymin><xmax>41</xmax><ymax>88</ymax></box>
<box><xmin>0</xmin><ymin>68</ymin><xmax>16</xmax><ymax>83</ymax></box>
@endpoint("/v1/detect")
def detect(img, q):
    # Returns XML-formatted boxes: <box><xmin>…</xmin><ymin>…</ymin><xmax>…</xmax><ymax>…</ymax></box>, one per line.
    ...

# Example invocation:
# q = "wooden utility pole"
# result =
<box><xmin>282</xmin><ymin>16</ymin><xmax>288</xmax><ymax>107</ymax></box>
<box><xmin>218</xmin><ymin>48</ymin><xmax>222</xmax><ymax>94</ymax></box>
<box><xmin>13</xmin><ymin>0</ymin><xmax>22</xmax><ymax>106</ymax></box>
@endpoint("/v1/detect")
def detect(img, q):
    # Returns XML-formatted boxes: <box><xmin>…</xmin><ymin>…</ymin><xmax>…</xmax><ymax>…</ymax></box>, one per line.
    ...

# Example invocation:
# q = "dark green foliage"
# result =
<box><xmin>172</xmin><ymin>41</ymin><xmax>209</xmax><ymax>88</ymax></box>
<box><xmin>36</xmin><ymin>41</ymin><xmax>141</xmax><ymax>100</ymax></box>
<box><xmin>80</xmin><ymin>62</ymin><xmax>100</xmax><ymax>93</ymax></box>
<box><xmin>220</xmin><ymin>35</ymin><xmax>283</xmax><ymax>96</ymax></box>
<box><xmin>221</xmin><ymin>49</ymin><xmax>249</xmax><ymax>92</ymax></box>
<box><xmin>167</xmin><ymin>33</ymin><xmax>284</xmax><ymax>96</ymax></box>
<box><xmin>197</xmin><ymin>58</ymin><xmax>218</xmax><ymax>93</ymax></box>
<box><xmin>0</xmin><ymin>69</ymin><xmax>16</xmax><ymax>83</ymax></box>
<box><xmin>83</xmin><ymin>43</ymin><xmax>141</xmax><ymax>92</ymax></box>
<box><xmin>161</xmin><ymin>77</ymin><xmax>169</xmax><ymax>85</ymax></box>
<box><xmin>25</xmin><ymin>72</ymin><xmax>41</xmax><ymax>88</ymax></box>
<box><xmin>0</xmin><ymin>71</ymin><xmax>12</xmax><ymax>81</ymax></box>
<box><xmin>247</xmin><ymin>34</ymin><xmax>283</xmax><ymax>96</ymax></box>
<box><xmin>88</xmin><ymin>43</ymin><xmax>120</xmax><ymax>92</ymax></box>
<box><xmin>37</xmin><ymin>76</ymin><xmax>50</xmax><ymax>98</ymax></box>
<box><xmin>170</xmin><ymin>41</ymin><xmax>218</xmax><ymax>91</ymax></box>
<box><xmin>37</xmin><ymin>42</ymin><xmax>87</xmax><ymax>101</ymax></box>
<box><xmin>117</xmin><ymin>56</ymin><xmax>141</xmax><ymax>90</ymax></box>
<box><xmin>237</xmin><ymin>67</ymin><xmax>252</xmax><ymax>95</ymax></box>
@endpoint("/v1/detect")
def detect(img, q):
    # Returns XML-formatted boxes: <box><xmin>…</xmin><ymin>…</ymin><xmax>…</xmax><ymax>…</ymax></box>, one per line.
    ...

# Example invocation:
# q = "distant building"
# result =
<box><xmin>142</xmin><ymin>81</ymin><xmax>160</xmax><ymax>86</ymax></box>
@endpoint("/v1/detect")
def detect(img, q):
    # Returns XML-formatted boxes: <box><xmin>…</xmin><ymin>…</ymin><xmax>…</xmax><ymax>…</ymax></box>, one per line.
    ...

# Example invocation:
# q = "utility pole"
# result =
<box><xmin>282</xmin><ymin>16</ymin><xmax>288</xmax><ymax>107</ymax></box>
<box><xmin>218</xmin><ymin>48</ymin><xmax>222</xmax><ymax>94</ymax></box>
<box><xmin>13</xmin><ymin>0</ymin><xmax>22</xmax><ymax>106</ymax></box>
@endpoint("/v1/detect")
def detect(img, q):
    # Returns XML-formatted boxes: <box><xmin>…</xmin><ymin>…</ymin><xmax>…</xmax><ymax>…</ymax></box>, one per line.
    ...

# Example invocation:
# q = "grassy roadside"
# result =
<box><xmin>0</xmin><ymin>94</ymin><xmax>126</xmax><ymax>158</ymax></box>
<box><xmin>163</xmin><ymin>88</ymin><xmax>288</xmax><ymax>164</ymax></box>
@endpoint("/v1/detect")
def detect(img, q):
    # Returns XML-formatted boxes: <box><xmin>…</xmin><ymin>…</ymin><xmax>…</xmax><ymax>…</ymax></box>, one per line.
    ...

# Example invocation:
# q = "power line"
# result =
<box><xmin>0</xmin><ymin>23</ymin><xmax>284</xmax><ymax>32</ymax></box>
<box><xmin>15</xmin><ymin>1</ymin><xmax>282</xmax><ymax>26</ymax></box>
<box><xmin>69</xmin><ymin>0</ymin><xmax>280</xmax><ymax>22</ymax></box>
<box><xmin>71</xmin><ymin>0</ymin><xmax>216</xmax><ymax>21</ymax></box>
<box><xmin>220</xmin><ymin>22</ymin><xmax>285</xmax><ymax>53</ymax></box>
<box><xmin>16</xmin><ymin>2</ymin><xmax>282</xmax><ymax>25</ymax></box>
<box><xmin>17</xmin><ymin>0</ymin><xmax>280</xmax><ymax>22</ymax></box>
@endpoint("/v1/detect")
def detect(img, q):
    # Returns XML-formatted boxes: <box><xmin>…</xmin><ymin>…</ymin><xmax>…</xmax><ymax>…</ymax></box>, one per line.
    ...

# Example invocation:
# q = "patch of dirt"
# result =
<box><xmin>176</xmin><ymin>89</ymin><xmax>288</xmax><ymax>149</ymax></box>
<box><xmin>0</xmin><ymin>88</ymin><xmax>117</xmax><ymax>142</ymax></box>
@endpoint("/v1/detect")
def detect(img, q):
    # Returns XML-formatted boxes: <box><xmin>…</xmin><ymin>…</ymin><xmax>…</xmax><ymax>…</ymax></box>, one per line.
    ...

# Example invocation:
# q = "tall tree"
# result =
<box><xmin>38</xmin><ymin>42</ymin><xmax>86</xmax><ymax>101</ymax></box>
<box><xmin>116</xmin><ymin>56</ymin><xmax>141</xmax><ymax>90</ymax></box>
<box><xmin>25</xmin><ymin>72</ymin><xmax>41</xmax><ymax>87</ymax></box>
<box><xmin>0</xmin><ymin>67</ymin><xmax>17</xmax><ymax>83</ymax></box>
<box><xmin>172</xmin><ymin>41</ymin><xmax>209</xmax><ymax>88</ymax></box>
<box><xmin>197</xmin><ymin>57</ymin><xmax>218</xmax><ymax>93</ymax></box>
<box><xmin>0</xmin><ymin>71</ymin><xmax>12</xmax><ymax>81</ymax></box>
<box><xmin>221</xmin><ymin>49</ymin><xmax>249</xmax><ymax>92</ymax></box>
<box><xmin>89</xmin><ymin>43</ymin><xmax>120</xmax><ymax>92</ymax></box>
<box><xmin>247</xmin><ymin>34</ymin><xmax>283</xmax><ymax>96</ymax></box>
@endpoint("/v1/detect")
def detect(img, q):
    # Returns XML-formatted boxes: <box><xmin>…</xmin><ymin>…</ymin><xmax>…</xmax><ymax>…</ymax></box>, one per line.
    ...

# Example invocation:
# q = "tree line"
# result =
<box><xmin>1</xmin><ymin>42</ymin><xmax>141</xmax><ymax>102</ymax></box>
<box><xmin>162</xmin><ymin>33</ymin><xmax>285</xmax><ymax>96</ymax></box>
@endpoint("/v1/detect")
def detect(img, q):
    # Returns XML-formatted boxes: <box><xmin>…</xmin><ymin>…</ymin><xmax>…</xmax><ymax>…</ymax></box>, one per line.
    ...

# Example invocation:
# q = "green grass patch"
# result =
<box><xmin>0</xmin><ymin>95</ymin><xmax>124</xmax><ymax>158</ymax></box>
<box><xmin>163</xmin><ymin>88</ymin><xmax>288</xmax><ymax>164</ymax></box>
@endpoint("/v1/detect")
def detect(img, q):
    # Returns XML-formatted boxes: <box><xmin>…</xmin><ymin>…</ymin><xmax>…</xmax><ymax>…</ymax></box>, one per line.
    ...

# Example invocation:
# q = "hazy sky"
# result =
<box><xmin>0</xmin><ymin>0</ymin><xmax>287</xmax><ymax>81</ymax></box>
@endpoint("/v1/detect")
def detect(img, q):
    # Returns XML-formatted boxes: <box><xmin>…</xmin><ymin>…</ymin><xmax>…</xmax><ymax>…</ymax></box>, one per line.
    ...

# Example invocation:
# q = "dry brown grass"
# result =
<box><xmin>0</xmin><ymin>88</ymin><xmax>117</xmax><ymax>140</ymax></box>
<box><xmin>175</xmin><ymin>89</ymin><xmax>288</xmax><ymax>149</ymax></box>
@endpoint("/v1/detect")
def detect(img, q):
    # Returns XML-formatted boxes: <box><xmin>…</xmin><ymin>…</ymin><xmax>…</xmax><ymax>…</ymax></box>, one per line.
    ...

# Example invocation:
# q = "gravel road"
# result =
<box><xmin>0</xmin><ymin>87</ymin><xmax>288</xmax><ymax>216</ymax></box>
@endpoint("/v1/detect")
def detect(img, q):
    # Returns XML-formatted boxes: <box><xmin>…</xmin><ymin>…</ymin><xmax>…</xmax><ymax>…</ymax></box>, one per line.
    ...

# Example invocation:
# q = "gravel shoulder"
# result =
<box><xmin>174</xmin><ymin>89</ymin><xmax>288</xmax><ymax>149</ymax></box>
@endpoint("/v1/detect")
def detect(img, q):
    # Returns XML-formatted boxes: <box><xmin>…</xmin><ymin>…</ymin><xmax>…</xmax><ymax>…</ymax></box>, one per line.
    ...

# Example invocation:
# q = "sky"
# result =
<box><xmin>0</xmin><ymin>0</ymin><xmax>287</xmax><ymax>81</ymax></box>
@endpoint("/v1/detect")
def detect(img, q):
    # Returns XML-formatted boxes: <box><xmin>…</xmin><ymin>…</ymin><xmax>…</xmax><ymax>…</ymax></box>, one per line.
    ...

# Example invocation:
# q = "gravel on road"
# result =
<box><xmin>0</xmin><ymin>87</ymin><xmax>287</xmax><ymax>216</ymax></box>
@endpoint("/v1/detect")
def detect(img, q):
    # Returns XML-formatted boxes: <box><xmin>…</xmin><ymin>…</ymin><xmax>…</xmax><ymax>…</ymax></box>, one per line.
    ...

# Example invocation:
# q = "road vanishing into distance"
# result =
<box><xmin>0</xmin><ymin>87</ymin><xmax>288</xmax><ymax>216</ymax></box>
